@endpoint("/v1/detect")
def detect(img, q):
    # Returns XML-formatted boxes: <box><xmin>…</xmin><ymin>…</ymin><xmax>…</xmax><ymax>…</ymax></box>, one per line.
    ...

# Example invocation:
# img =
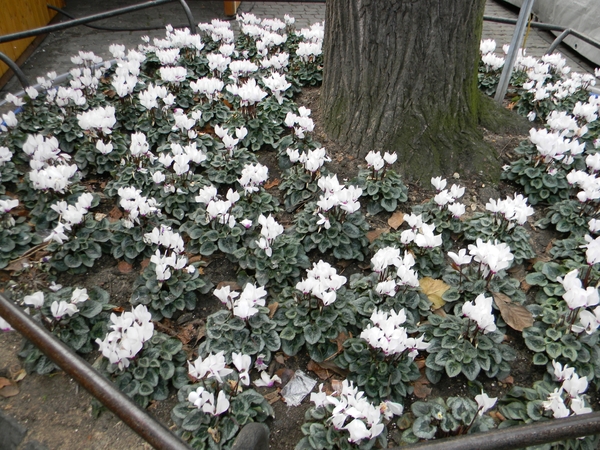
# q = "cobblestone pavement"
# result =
<box><xmin>0</xmin><ymin>0</ymin><xmax>596</xmax><ymax>99</ymax></box>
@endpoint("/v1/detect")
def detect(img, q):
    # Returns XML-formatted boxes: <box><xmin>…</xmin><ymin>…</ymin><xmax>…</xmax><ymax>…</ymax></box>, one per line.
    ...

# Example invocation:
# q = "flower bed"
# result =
<box><xmin>1</xmin><ymin>16</ymin><xmax>600</xmax><ymax>450</ymax></box>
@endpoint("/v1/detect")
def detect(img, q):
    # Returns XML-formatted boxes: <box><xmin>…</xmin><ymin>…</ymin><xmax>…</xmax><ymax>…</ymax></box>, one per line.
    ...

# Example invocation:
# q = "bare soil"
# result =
<box><xmin>0</xmin><ymin>87</ymin><xmax>550</xmax><ymax>450</ymax></box>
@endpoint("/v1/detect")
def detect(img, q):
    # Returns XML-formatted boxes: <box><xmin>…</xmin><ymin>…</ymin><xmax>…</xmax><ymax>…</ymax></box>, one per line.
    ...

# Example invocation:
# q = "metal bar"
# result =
<box><xmin>494</xmin><ymin>0</ymin><xmax>535</xmax><ymax>103</ymax></box>
<box><xmin>0</xmin><ymin>0</ymin><xmax>175</xmax><ymax>45</ymax></box>
<box><xmin>547</xmin><ymin>28</ymin><xmax>572</xmax><ymax>55</ymax></box>
<box><xmin>177</xmin><ymin>0</ymin><xmax>197</xmax><ymax>33</ymax></box>
<box><xmin>0</xmin><ymin>293</ymin><xmax>191</xmax><ymax>450</ymax></box>
<box><xmin>484</xmin><ymin>16</ymin><xmax>600</xmax><ymax>51</ymax></box>
<box><xmin>0</xmin><ymin>51</ymin><xmax>30</xmax><ymax>88</ymax></box>
<box><xmin>46</xmin><ymin>5</ymin><xmax>190</xmax><ymax>32</ymax></box>
<box><xmin>400</xmin><ymin>412</ymin><xmax>600</xmax><ymax>450</ymax></box>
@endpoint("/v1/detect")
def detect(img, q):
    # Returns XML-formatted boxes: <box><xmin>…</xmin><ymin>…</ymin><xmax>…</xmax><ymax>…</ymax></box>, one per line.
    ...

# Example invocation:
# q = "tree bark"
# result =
<box><xmin>320</xmin><ymin>0</ymin><xmax>499</xmax><ymax>181</ymax></box>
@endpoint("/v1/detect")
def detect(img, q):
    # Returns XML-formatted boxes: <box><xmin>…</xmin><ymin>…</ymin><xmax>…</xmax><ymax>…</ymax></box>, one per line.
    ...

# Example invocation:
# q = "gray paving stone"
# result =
<box><xmin>0</xmin><ymin>410</ymin><xmax>27</xmax><ymax>450</ymax></box>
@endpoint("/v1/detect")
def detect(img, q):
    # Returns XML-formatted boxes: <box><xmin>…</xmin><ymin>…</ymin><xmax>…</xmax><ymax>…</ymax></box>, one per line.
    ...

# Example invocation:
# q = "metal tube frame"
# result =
<box><xmin>0</xmin><ymin>293</ymin><xmax>190</xmax><ymax>450</ymax></box>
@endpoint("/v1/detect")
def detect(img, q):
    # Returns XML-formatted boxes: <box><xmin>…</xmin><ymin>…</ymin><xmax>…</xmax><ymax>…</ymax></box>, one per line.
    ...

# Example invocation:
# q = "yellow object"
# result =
<box><xmin>0</xmin><ymin>0</ymin><xmax>65</xmax><ymax>77</ymax></box>
<box><xmin>224</xmin><ymin>1</ymin><xmax>240</xmax><ymax>17</ymax></box>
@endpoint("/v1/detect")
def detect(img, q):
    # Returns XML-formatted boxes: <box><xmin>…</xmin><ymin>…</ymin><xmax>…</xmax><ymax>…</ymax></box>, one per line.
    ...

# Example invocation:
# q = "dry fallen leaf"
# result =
<box><xmin>366</xmin><ymin>227</ymin><xmax>389</xmax><ymax>243</ymax></box>
<box><xmin>387</xmin><ymin>211</ymin><xmax>405</xmax><ymax>230</ymax></box>
<box><xmin>117</xmin><ymin>261</ymin><xmax>133</xmax><ymax>274</ymax></box>
<box><xmin>267</xmin><ymin>302</ymin><xmax>279</xmax><ymax>318</ymax></box>
<box><xmin>492</xmin><ymin>292</ymin><xmax>534</xmax><ymax>332</ymax></box>
<box><xmin>108</xmin><ymin>206</ymin><xmax>123</xmax><ymax>222</ymax></box>
<box><xmin>264</xmin><ymin>390</ymin><xmax>280</xmax><ymax>405</ymax></box>
<box><xmin>412</xmin><ymin>375</ymin><xmax>432</xmax><ymax>399</ymax></box>
<box><xmin>0</xmin><ymin>379</ymin><xmax>19</xmax><ymax>398</ymax></box>
<box><xmin>216</xmin><ymin>281</ymin><xmax>241</xmax><ymax>291</ymax></box>
<box><xmin>12</xmin><ymin>369</ymin><xmax>26</xmax><ymax>383</ymax></box>
<box><xmin>208</xmin><ymin>427</ymin><xmax>220</xmax><ymax>443</ymax></box>
<box><xmin>331</xmin><ymin>379</ymin><xmax>344</xmax><ymax>393</ymax></box>
<box><xmin>419</xmin><ymin>277</ymin><xmax>450</xmax><ymax>310</ymax></box>
<box><xmin>5</xmin><ymin>257</ymin><xmax>30</xmax><ymax>272</ymax></box>
<box><xmin>307</xmin><ymin>360</ymin><xmax>331</xmax><ymax>380</ymax></box>
<box><xmin>264</xmin><ymin>178</ymin><xmax>280</xmax><ymax>189</ymax></box>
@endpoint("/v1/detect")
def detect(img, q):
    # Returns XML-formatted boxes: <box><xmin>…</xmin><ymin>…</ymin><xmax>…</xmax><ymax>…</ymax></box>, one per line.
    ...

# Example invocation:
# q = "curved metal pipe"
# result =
<box><xmin>0</xmin><ymin>0</ymin><xmax>174</xmax><ymax>45</ymax></box>
<box><xmin>0</xmin><ymin>293</ymin><xmax>190</xmax><ymax>450</ymax></box>
<box><xmin>177</xmin><ymin>0</ymin><xmax>197</xmax><ymax>33</ymax></box>
<box><xmin>0</xmin><ymin>50</ymin><xmax>30</xmax><ymax>88</ymax></box>
<box><xmin>47</xmin><ymin>5</ymin><xmax>190</xmax><ymax>32</ymax></box>
<box><xmin>547</xmin><ymin>28</ymin><xmax>572</xmax><ymax>55</ymax></box>
<box><xmin>400</xmin><ymin>412</ymin><xmax>600</xmax><ymax>450</ymax></box>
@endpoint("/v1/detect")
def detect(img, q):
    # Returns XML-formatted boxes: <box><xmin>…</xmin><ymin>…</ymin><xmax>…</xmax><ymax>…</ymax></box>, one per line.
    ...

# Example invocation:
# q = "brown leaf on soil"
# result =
<box><xmin>140</xmin><ymin>258</ymin><xmax>151</xmax><ymax>273</ymax></box>
<box><xmin>419</xmin><ymin>277</ymin><xmax>450</xmax><ymax>310</ymax></box>
<box><xmin>264</xmin><ymin>178</ymin><xmax>280</xmax><ymax>189</ymax></box>
<box><xmin>5</xmin><ymin>257</ymin><xmax>30</xmax><ymax>272</ymax></box>
<box><xmin>500</xmin><ymin>375</ymin><xmax>514</xmax><ymax>385</ymax></box>
<box><xmin>331</xmin><ymin>379</ymin><xmax>344</xmax><ymax>394</ymax></box>
<box><xmin>366</xmin><ymin>227</ymin><xmax>389</xmax><ymax>243</ymax></box>
<box><xmin>0</xmin><ymin>380</ymin><xmax>19</xmax><ymax>398</ymax></box>
<box><xmin>108</xmin><ymin>206</ymin><xmax>123</xmax><ymax>222</ymax></box>
<box><xmin>276</xmin><ymin>368</ymin><xmax>295</xmax><ymax>388</ymax></box>
<box><xmin>412</xmin><ymin>376</ymin><xmax>432</xmax><ymax>399</ymax></box>
<box><xmin>490</xmin><ymin>411</ymin><xmax>507</xmax><ymax>421</ymax></box>
<box><xmin>492</xmin><ymin>292</ymin><xmax>534</xmax><ymax>332</ymax></box>
<box><xmin>264</xmin><ymin>390</ymin><xmax>280</xmax><ymax>405</ymax></box>
<box><xmin>332</xmin><ymin>332</ymin><xmax>349</xmax><ymax>354</ymax></box>
<box><xmin>387</xmin><ymin>211</ymin><xmax>405</xmax><ymax>230</ymax></box>
<box><xmin>216</xmin><ymin>281</ymin><xmax>241</xmax><ymax>291</ymax></box>
<box><xmin>208</xmin><ymin>427</ymin><xmax>221</xmax><ymax>443</ymax></box>
<box><xmin>318</xmin><ymin>360</ymin><xmax>347</xmax><ymax>377</ymax></box>
<box><xmin>12</xmin><ymin>369</ymin><xmax>26</xmax><ymax>382</ymax></box>
<box><xmin>267</xmin><ymin>302</ymin><xmax>278</xmax><ymax>318</ymax></box>
<box><xmin>0</xmin><ymin>377</ymin><xmax>11</xmax><ymax>389</ymax></box>
<box><xmin>274</xmin><ymin>353</ymin><xmax>287</xmax><ymax>365</ymax></box>
<box><xmin>188</xmin><ymin>255</ymin><xmax>203</xmax><ymax>264</ymax></box>
<box><xmin>307</xmin><ymin>360</ymin><xmax>331</xmax><ymax>380</ymax></box>
<box><xmin>0</xmin><ymin>271</ymin><xmax>10</xmax><ymax>282</ymax></box>
<box><xmin>117</xmin><ymin>261</ymin><xmax>133</xmax><ymax>274</ymax></box>
<box><xmin>415</xmin><ymin>358</ymin><xmax>426</xmax><ymax>370</ymax></box>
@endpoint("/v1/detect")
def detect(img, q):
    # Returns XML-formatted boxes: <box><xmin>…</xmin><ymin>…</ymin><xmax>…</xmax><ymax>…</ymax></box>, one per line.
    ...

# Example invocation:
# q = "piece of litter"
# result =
<box><xmin>280</xmin><ymin>370</ymin><xmax>316</xmax><ymax>406</ymax></box>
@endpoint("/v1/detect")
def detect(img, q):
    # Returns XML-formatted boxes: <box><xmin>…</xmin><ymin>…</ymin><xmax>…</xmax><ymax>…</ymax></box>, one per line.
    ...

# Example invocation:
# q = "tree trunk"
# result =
<box><xmin>320</xmin><ymin>0</ymin><xmax>499</xmax><ymax>181</ymax></box>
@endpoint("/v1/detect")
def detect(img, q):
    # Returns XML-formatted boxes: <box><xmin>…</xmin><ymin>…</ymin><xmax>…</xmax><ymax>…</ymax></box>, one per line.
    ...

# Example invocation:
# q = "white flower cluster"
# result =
<box><xmin>360</xmin><ymin>308</ymin><xmax>429</xmax><ymax>357</ymax></box>
<box><xmin>157</xmin><ymin>141</ymin><xmax>206</xmax><ymax>179</ymax></box>
<box><xmin>159</xmin><ymin>65</ymin><xmax>187</xmax><ymax>83</ymax></box>
<box><xmin>529</xmin><ymin>128</ymin><xmax>585</xmax><ymax>165</ymax></box>
<box><xmin>238</xmin><ymin>162</ymin><xmax>269</xmax><ymax>194</ymax></box>
<box><xmin>310</xmin><ymin>380</ymin><xmax>402</xmax><ymax>443</ymax></box>
<box><xmin>365</xmin><ymin>151</ymin><xmax>397</xmax><ymax>171</ymax></box>
<box><xmin>228</xmin><ymin>59</ymin><xmax>258</xmax><ymax>81</ymax></box>
<box><xmin>295</xmin><ymin>260</ymin><xmax>347</xmax><ymax>306</ymax></box>
<box><xmin>45</xmin><ymin>192</ymin><xmax>94</xmax><ymax>244</ymax></box>
<box><xmin>95</xmin><ymin>305</ymin><xmax>154</xmax><ymax>370</ymax></box>
<box><xmin>23</xmin><ymin>288</ymin><xmax>88</xmax><ymax>321</ymax></box>
<box><xmin>198</xmin><ymin>19</ymin><xmax>235</xmax><ymax>43</ymax></box>
<box><xmin>467</xmin><ymin>238</ymin><xmax>514</xmax><ymax>275</ymax></box>
<box><xmin>189</xmin><ymin>77</ymin><xmax>224</xmax><ymax>102</ymax></box>
<box><xmin>226</xmin><ymin>78</ymin><xmax>267</xmax><ymax>106</ymax></box>
<box><xmin>195</xmin><ymin>184</ymin><xmax>240</xmax><ymax>228</ymax></box>
<box><xmin>296</xmin><ymin>23</ymin><xmax>323</xmax><ymax>62</ymax></box>
<box><xmin>431</xmin><ymin>177</ymin><xmax>466</xmax><ymax>218</ymax></box>
<box><xmin>480</xmin><ymin>39</ymin><xmax>505</xmax><ymax>71</ymax></box>
<box><xmin>566</xmin><ymin>169</ymin><xmax>600</xmax><ymax>203</ymax></box>
<box><xmin>316</xmin><ymin>174</ymin><xmax>362</xmax><ymax>216</ymax></box>
<box><xmin>557</xmin><ymin>270</ymin><xmax>599</xmax><ymax>334</ymax></box>
<box><xmin>261</xmin><ymin>72</ymin><xmax>291</xmax><ymax>104</ymax></box>
<box><xmin>77</xmin><ymin>105</ymin><xmax>116</xmax><ymax>135</ymax></box>
<box><xmin>213</xmin><ymin>283</ymin><xmax>268</xmax><ymax>319</ymax></box>
<box><xmin>117</xmin><ymin>186</ymin><xmax>160</xmax><ymax>228</ymax></box>
<box><xmin>188</xmin><ymin>350</ymin><xmax>232</xmax><ymax>382</ymax></box>
<box><xmin>144</xmin><ymin>224</ymin><xmax>185</xmax><ymax>253</ymax></box>
<box><xmin>485</xmin><ymin>193</ymin><xmax>535</xmax><ymax>226</ymax></box>
<box><xmin>69</xmin><ymin>66</ymin><xmax>103</xmax><ymax>94</ymax></box>
<box><xmin>138</xmin><ymin>83</ymin><xmax>171</xmax><ymax>110</ymax></box>
<box><xmin>284</xmin><ymin>106</ymin><xmax>314</xmax><ymax>138</ymax></box>
<box><xmin>148</xmin><ymin>226</ymin><xmax>191</xmax><ymax>282</ymax></box>
<box><xmin>462</xmin><ymin>293</ymin><xmax>497</xmax><ymax>334</ymax></box>
<box><xmin>0</xmin><ymin>146</ymin><xmax>12</xmax><ymax>166</ymax></box>
<box><xmin>1</xmin><ymin>109</ymin><xmax>18</xmax><ymax>132</ymax></box>
<box><xmin>371</xmin><ymin>247</ymin><xmax>419</xmax><ymax>295</ymax></box>
<box><xmin>188</xmin><ymin>386</ymin><xmax>229</xmax><ymax>416</ymax></box>
<box><xmin>255</xmin><ymin>214</ymin><xmax>284</xmax><ymax>257</ymax></box>
<box><xmin>399</xmin><ymin>213</ymin><xmax>443</xmax><ymax>248</ymax></box>
<box><xmin>544</xmin><ymin>361</ymin><xmax>592</xmax><ymax>418</ymax></box>
<box><xmin>23</xmin><ymin>134</ymin><xmax>79</xmax><ymax>193</ymax></box>
<box><xmin>286</xmin><ymin>147</ymin><xmax>330</xmax><ymax>173</ymax></box>
<box><xmin>214</xmin><ymin>124</ymin><xmax>248</xmax><ymax>155</ymax></box>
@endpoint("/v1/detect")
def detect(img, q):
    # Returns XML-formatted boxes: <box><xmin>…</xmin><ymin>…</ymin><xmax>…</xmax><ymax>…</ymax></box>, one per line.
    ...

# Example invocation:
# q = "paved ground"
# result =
<box><xmin>0</xmin><ymin>0</ymin><xmax>597</xmax><ymax>100</ymax></box>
